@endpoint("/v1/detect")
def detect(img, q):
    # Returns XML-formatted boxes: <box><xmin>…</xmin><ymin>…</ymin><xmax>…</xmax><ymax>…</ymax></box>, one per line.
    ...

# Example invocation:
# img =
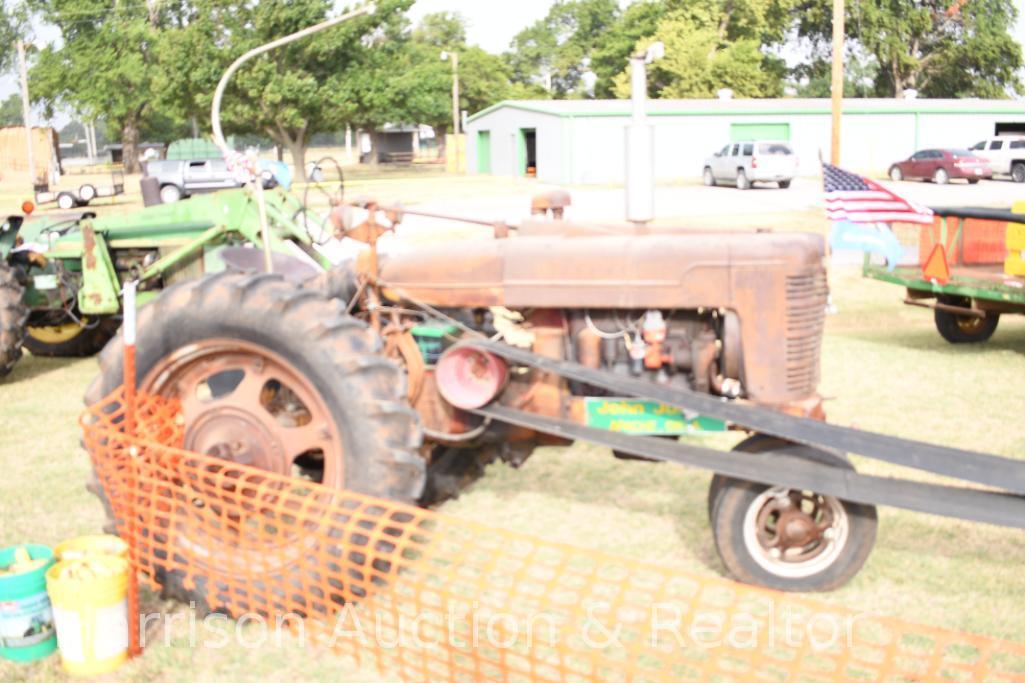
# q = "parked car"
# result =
<box><xmin>968</xmin><ymin>136</ymin><xmax>1025</xmax><ymax>182</ymax></box>
<box><xmin>703</xmin><ymin>140</ymin><xmax>797</xmax><ymax>189</ymax></box>
<box><xmin>887</xmin><ymin>149</ymin><xmax>991</xmax><ymax>184</ymax></box>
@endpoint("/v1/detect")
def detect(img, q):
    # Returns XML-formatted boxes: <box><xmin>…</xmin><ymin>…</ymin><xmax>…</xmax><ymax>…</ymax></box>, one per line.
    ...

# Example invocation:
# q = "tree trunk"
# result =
<box><xmin>288</xmin><ymin>139</ymin><xmax>308</xmax><ymax>182</ymax></box>
<box><xmin>368</xmin><ymin>131</ymin><xmax>381</xmax><ymax>165</ymax></box>
<box><xmin>436</xmin><ymin>124</ymin><xmax>448</xmax><ymax>163</ymax></box>
<box><xmin>122</xmin><ymin>119</ymin><xmax>141</xmax><ymax>174</ymax></box>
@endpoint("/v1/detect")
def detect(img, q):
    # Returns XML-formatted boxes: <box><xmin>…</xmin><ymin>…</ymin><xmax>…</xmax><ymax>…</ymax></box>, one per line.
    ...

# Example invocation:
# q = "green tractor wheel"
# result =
<box><xmin>23</xmin><ymin>317</ymin><xmax>119</xmax><ymax>357</ymax></box>
<box><xmin>0</xmin><ymin>262</ymin><xmax>27</xmax><ymax>378</ymax></box>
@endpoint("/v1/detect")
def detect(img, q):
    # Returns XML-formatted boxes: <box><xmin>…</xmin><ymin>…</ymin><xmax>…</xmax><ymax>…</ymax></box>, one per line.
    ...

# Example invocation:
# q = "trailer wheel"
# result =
<box><xmin>23</xmin><ymin>316</ymin><xmax>119</xmax><ymax>357</ymax></box>
<box><xmin>84</xmin><ymin>272</ymin><xmax>426</xmax><ymax>613</ymax></box>
<box><xmin>708</xmin><ymin>442</ymin><xmax>877</xmax><ymax>592</ymax></box>
<box><xmin>934</xmin><ymin>296</ymin><xmax>999</xmax><ymax>344</ymax></box>
<box><xmin>0</xmin><ymin>262</ymin><xmax>27</xmax><ymax>378</ymax></box>
<box><xmin>56</xmin><ymin>192</ymin><xmax>77</xmax><ymax>210</ymax></box>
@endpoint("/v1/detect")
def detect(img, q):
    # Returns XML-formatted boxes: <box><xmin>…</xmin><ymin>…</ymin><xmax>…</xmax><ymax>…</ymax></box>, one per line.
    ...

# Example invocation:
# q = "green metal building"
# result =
<box><xmin>464</xmin><ymin>98</ymin><xmax>1025</xmax><ymax>185</ymax></box>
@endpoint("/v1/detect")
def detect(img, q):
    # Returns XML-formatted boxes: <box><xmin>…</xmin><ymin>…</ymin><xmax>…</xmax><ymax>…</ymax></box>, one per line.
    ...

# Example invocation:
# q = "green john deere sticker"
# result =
<box><xmin>584</xmin><ymin>398</ymin><xmax>727</xmax><ymax>435</ymax></box>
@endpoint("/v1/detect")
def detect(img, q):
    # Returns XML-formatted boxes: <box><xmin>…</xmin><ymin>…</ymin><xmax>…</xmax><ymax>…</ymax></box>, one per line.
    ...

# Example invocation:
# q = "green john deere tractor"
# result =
<box><xmin>0</xmin><ymin>187</ymin><xmax>334</xmax><ymax>378</ymax></box>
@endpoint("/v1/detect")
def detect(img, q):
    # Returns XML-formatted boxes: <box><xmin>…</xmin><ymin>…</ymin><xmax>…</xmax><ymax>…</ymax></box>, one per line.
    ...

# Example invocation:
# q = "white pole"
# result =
<box><xmin>345</xmin><ymin>124</ymin><xmax>352</xmax><ymax>163</ymax></box>
<box><xmin>16</xmin><ymin>40</ymin><xmax>35</xmax><ymax>188</ymax></box>
<box><xmin>624</xmin><ymin>51</ymin><xmax>655</xmax><ymax>226</ymax></box>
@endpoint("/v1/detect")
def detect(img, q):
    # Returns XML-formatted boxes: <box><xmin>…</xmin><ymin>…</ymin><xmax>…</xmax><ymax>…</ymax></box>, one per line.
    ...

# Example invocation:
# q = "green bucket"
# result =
<box><xmin>0</xmin><ymin>544</ymin><xmax>57</xmax><ymax>662</ymax></box>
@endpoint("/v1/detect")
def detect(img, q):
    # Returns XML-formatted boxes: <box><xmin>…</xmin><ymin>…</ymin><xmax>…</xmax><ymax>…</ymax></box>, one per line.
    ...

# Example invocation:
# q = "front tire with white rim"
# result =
<box><xmin>703</xmin><ymin>167</ymin><xmax>716</xmax><ymax>187</ymax></box>
<box><xmin>933</xmin><ymin>168</ymin><xmax>949</xmax><ymax>185</ymax></box>
<box><xmin>708</xmin><ymin>442</ymin><xmax>877</xmax><ymax>591</ymax></box>
<box><xmin>889</xmin><ymin>166</ymin><xmax>903</xmax><ymax>181</ymax></box>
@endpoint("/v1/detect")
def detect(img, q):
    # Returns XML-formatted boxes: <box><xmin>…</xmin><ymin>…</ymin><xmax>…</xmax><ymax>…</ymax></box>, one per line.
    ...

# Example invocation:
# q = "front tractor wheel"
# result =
<box><xmin>708</xmin><ymin>441</ymin><xmax>877</xmax><ymax>591</ymax></box>
<box><xmin>0</xmin><ymin>262</ymin><xmax>27</xmax><ymax>378</ymax></box>
<box><xmin>24</xmin><ymin>317</ymin><xmax>119</xmax><ymax>357</ymax></box>
<box><xmin>85</xmin><ymin>272</ymin><xmax>426</xmax><ymax>611</ymax></box>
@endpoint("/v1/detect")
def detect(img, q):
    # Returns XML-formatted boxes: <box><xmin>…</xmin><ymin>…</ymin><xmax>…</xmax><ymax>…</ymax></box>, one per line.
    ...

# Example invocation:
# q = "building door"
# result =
<box><xmin>476</xmin><ymin>131</ymin><xmax>491</xmax><ymax>173</ymax></box>
<box><xmin>729</xmin><ymin>123</ymin><xmax>790</xmax><ymax>142</ymax></box>
<box><xmin>517</xmin><ymin>128</ymin><xmax>537</xmax><ymax>176</ymax></box>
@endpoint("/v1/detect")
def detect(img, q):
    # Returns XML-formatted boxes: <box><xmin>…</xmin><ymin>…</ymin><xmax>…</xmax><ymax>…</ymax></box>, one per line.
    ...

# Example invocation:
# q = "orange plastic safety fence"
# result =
<box><xmin>81</xmin><ymin>391</ymin><xmax>1025</xmax><ymax>683</ymax></box>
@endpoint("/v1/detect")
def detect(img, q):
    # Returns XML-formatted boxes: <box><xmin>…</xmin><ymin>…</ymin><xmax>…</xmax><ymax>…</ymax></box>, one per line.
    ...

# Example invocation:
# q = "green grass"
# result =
<box><xmin>1</xmin><ymin>194</ymin><xmax>1024</xmax><ymax>679</ymax></box>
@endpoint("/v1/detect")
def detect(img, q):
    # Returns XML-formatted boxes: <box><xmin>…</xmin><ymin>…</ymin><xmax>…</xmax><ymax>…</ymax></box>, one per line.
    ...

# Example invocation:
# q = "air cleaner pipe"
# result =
<box><xmin>209</xmin><ymin>3</ymin><xmax>376</xmax><ymax>273</ymax></box>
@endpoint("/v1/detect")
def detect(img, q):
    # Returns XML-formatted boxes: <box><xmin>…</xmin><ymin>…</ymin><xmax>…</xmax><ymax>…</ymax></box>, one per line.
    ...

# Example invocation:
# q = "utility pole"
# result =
<box><xmin>16</xmin><ymin>40</ymin><xmax>35</xmax><ymax>188</ymax></box>
<box><xmin>450</xmin><ymin>52</ymin><xmax>459</xmax><ymax>137</ymax></box>
<box><xmin>830</xmin><ymin>0</ymin><xmax>844</xmax><ymax>165</ymax></box>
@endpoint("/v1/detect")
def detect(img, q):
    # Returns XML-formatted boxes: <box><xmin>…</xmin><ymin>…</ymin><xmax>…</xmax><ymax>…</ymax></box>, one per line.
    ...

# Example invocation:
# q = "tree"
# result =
<box><xmin>28</xmin><ymin>0</ymin><xmax>170</xmax><ymax>172</ymax></box>
<box><xmin>795</xmin><ymin>0</ymin><xmax>1023</xmax><ymax>97</ymax></box>
<box><xmin>0</xmin><ymin>94</ymin><xmax>22</xmax><ymax>126</ymax></box>
<box><xmin>412</xmin><ymin>11</ymin><xmax>466</xmax><ymax>48</ymax></box>
<box><xmin>506</xmin><ymin>0</ymin><xmax>620</xmax><ymax>97</ymax></box>
<box><xmin>590</xmin><ymin>0</ymin><xmax>666</xmax><ymax>97</ymax></box>
<box><xmin>0</xmin><ymin>2</ymin><xmax>27</xmax><ymax>74</ymax></box>
<box><xmin>610</xmin><ymin>2</ymin><xmax>791</xmax><ymax>98</ymax></box>
<box><xmin>208</xmin><ymin>0</ymin><xmax>415</xmax><ymax>179</ymax></box>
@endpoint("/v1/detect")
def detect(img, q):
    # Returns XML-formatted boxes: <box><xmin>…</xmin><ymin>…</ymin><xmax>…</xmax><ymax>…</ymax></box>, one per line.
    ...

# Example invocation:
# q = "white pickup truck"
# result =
<box><xmin>969</xmin><ymin>136</ymin><xmax>1025</xmax><ymax>183</ymax></box>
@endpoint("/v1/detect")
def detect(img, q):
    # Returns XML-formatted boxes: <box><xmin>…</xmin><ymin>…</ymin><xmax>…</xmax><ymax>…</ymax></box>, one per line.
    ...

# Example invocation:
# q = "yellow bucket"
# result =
<box><xmin>45</xmin><ymin>556</ymin><xmax>129</xmax><ymax>676</ymax></box>
<box><xmin>54</xmin><ymin>535</ymin><xmax>128</xmax><ymax>562</ymax></box>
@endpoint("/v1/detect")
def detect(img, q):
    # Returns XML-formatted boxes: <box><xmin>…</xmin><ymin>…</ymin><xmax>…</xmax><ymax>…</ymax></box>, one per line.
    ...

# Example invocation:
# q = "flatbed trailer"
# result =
<box><xmin>863</xmin><ymin>204</ymin><xmax>1025</xmax><ymax>343</ymax></box>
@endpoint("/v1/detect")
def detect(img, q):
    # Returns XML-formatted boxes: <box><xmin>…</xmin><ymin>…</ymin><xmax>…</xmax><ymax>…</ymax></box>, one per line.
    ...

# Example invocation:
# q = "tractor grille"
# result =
<box><xmin>784</xmin><ymin>271</ymin><xmax>828</xmax><ymax>396</ymax></box>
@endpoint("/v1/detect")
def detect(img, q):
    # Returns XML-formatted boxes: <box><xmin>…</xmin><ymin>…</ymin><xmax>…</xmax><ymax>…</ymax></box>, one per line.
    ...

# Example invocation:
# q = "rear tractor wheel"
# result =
<box><xmin>24</xmin><ymin>316</ymin><xmax>119</xmax><ymax>357</ymax></box>
<box><xmin>0</xmin><ymin>262</ymin><xmax>27</xmax><ymax>378</ymax></box>
<box><xmin>84</xmin><ymin>273</ymin><xmax>426</xmax><ymax>612</ymax></box>
<box><xmin>708</xmin><ymin>439</ymin><xmax>877</xmax><ymax>591</ymax></box>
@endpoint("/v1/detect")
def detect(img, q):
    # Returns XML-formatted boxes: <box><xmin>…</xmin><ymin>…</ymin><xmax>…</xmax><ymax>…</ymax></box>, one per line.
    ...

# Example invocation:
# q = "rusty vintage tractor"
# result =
<box><xmin>85</xmin><ymin>192</ymin><xmax>886</xmax><ymax>599</ymax></box>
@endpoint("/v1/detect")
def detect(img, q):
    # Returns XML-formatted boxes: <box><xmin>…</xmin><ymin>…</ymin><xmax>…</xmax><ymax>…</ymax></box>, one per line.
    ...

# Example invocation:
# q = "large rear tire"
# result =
<box><xmin>84</xmin><ymin>272</ymin><xmax>426</xmax><ymax>612</ymax></box>
<box><xmin>24</xmin><ymin>317</ymin><xmax>119</xmax><ymax>357</ymax></box>
<box><xmin>0</xmin><ymin>262</ymin><xmax>27</xmax><ymax>378</ymax></box>
<box><xmin>708</xmin><ymin>441</ymin><xmax>877</xmax><ymax>592</ymax></box>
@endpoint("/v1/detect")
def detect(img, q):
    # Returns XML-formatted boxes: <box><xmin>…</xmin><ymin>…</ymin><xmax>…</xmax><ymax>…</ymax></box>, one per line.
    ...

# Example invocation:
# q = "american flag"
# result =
<box><xmin>823</xmin><ymin>163</ymin><xmax>934</xmax><ymax>224</ymax></box>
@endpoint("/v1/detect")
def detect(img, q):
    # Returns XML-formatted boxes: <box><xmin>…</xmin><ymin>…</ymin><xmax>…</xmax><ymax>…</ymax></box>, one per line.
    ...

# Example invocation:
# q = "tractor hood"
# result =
<box><xmin>378</xmin><ymin>227</ymin><xmax>825</xmax><ymax>310</ymax></box>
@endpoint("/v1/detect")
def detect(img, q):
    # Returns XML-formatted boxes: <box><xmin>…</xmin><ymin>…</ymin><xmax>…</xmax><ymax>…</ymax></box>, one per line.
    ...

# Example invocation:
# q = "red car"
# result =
<box><xmin>888</xmin><ymin>149</ymin><xmax>992</xmax><ymax>184</ymax></box>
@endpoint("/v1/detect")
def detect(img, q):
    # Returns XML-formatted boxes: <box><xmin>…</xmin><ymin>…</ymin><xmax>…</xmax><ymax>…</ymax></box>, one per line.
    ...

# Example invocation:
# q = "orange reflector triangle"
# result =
<box><xmin>923</xmin><ymin>243</ymin><xmax>950</xmax><ymax>284</ymax></box>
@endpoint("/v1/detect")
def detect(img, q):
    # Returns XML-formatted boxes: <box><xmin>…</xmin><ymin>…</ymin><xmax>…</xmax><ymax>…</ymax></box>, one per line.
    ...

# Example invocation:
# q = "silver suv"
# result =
<box><xmin>703</xmin><ymin>140</ymin><xmax>798</xmax><ymax>189</ymax></box>
<box><xmin>969</xmin><ymin>136</ymin><xmax>1025</xmax><ymax>183</ymax></box>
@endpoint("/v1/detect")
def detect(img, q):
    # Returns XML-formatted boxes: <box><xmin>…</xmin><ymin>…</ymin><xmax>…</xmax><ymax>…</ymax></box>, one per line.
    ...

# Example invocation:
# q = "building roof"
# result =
<box><xmin>468</xmin><ymin>98</ymin><xmax>1025</xmax><ymax>124</ymax></box>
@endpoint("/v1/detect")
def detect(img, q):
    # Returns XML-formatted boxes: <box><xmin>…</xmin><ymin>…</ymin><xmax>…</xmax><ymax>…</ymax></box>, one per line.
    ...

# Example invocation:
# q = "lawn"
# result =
<box><xmin>1</xmin><ymin>179</ymin><xmax>1023</xmax><ymax>680</ymax></box>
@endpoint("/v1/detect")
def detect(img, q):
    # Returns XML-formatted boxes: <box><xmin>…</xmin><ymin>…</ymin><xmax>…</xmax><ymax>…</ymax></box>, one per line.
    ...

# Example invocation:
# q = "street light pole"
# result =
<box><xmin>830</xmin><ymin>0</ymin><xmax>844</xmax><ymax>165</ymax></box>
<box><xmin>16</xmin><ymin>40</ymin><xmax>35</xmax><ymax>189</ymax></box>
